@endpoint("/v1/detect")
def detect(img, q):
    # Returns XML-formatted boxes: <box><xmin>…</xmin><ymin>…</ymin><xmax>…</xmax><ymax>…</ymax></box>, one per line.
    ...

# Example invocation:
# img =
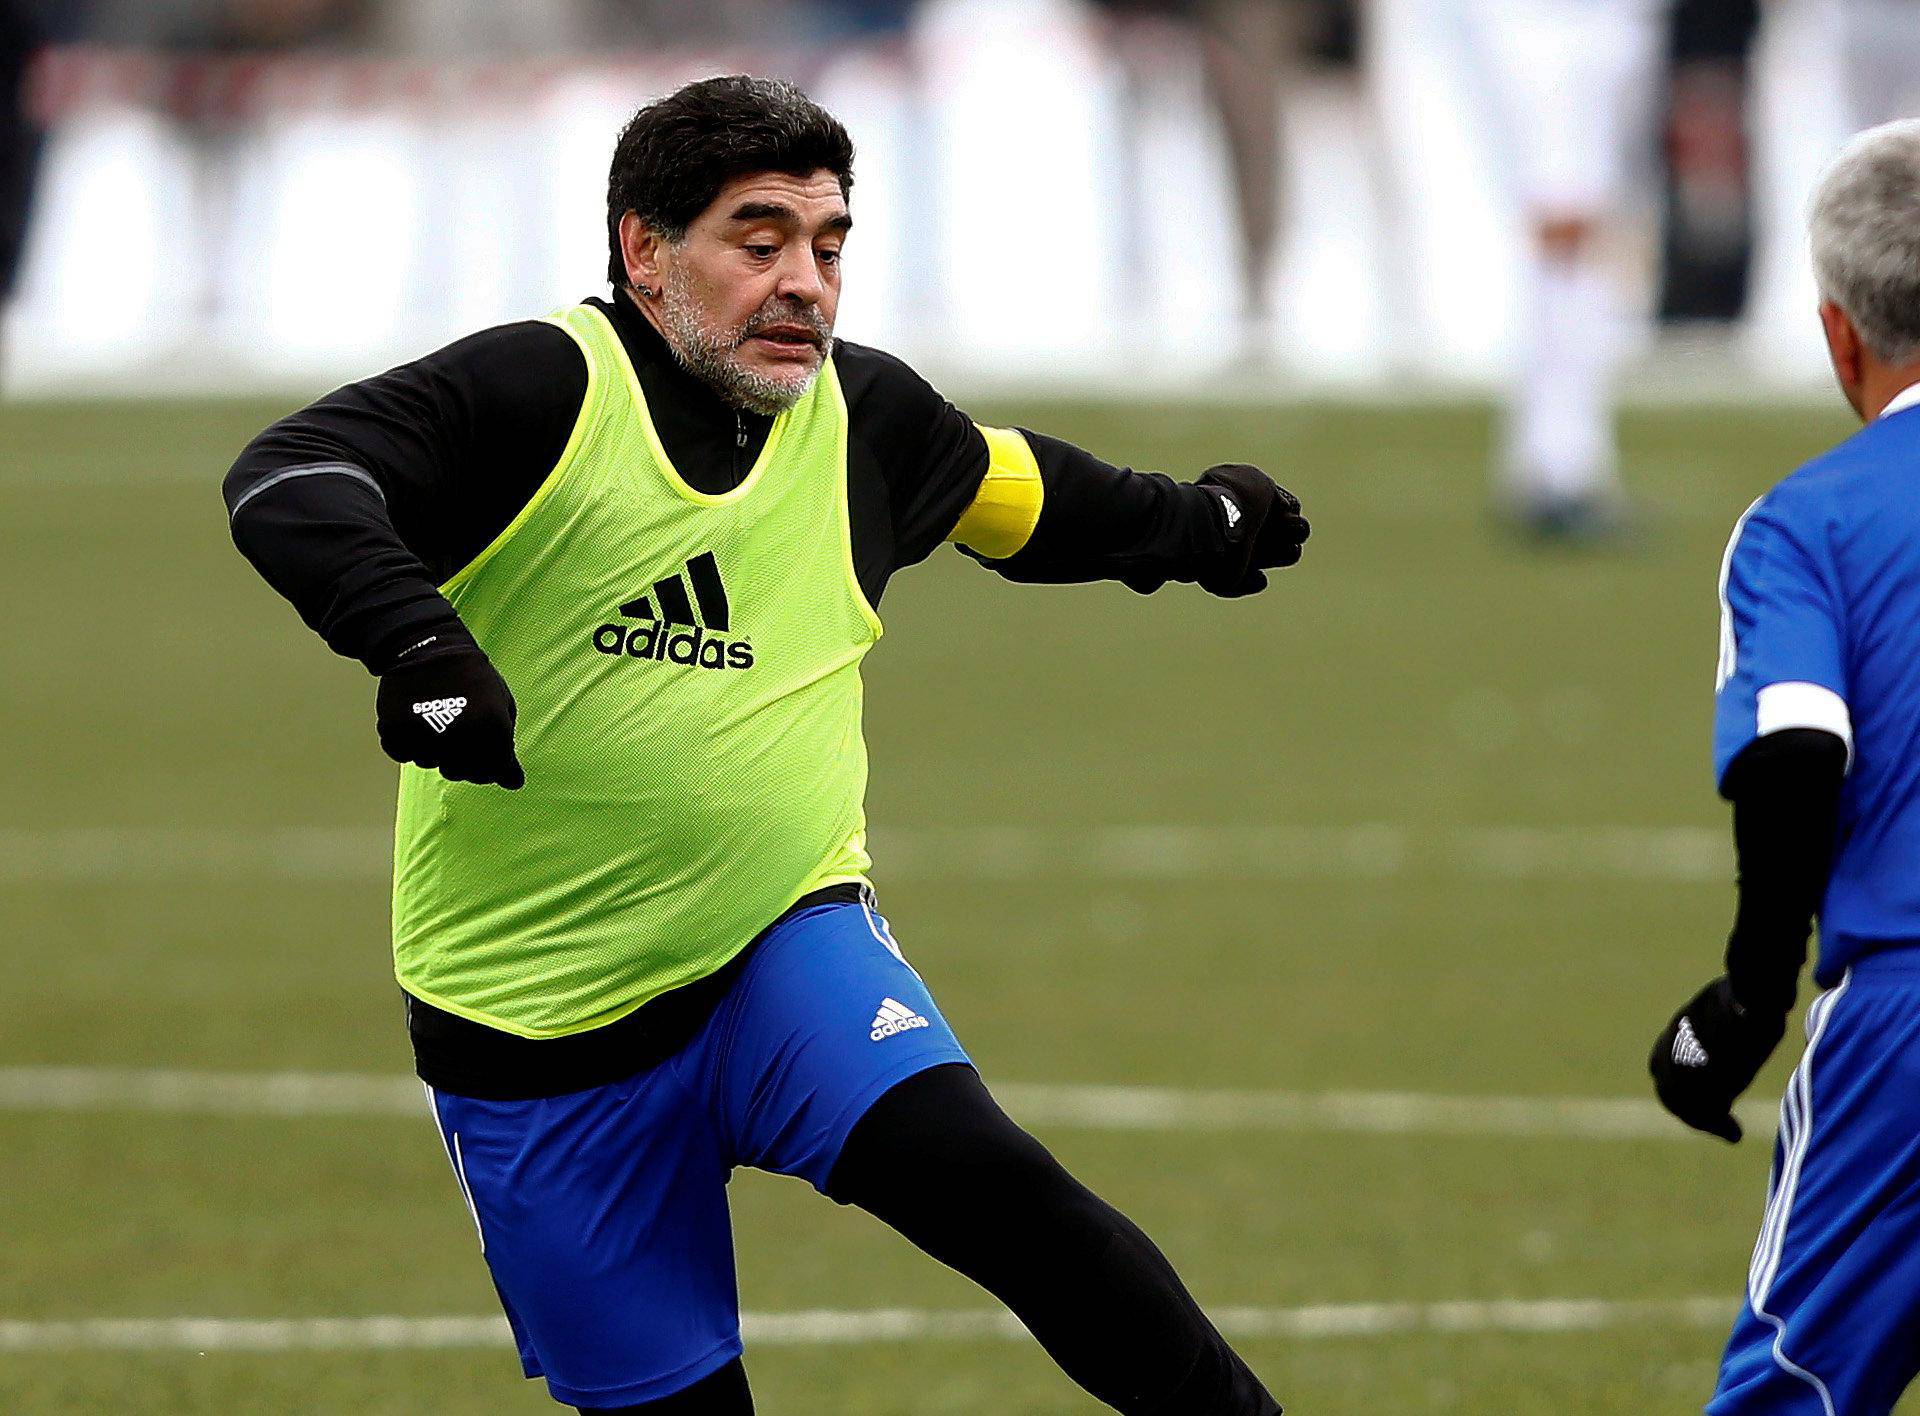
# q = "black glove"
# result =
<box><xmin>1193</xmin><ymin>464</ymin><xmax>1311</xmax><ymax>597</ymax></box>
<box><xmin>1649</xmin><ymin>975</ymin><xmax>1786</xmax><ymax>1143</ymax></box>
<box><xmin>375</xmin><ymin>642</ymin><xmax>524</xmax><ymax>789</ymax></box>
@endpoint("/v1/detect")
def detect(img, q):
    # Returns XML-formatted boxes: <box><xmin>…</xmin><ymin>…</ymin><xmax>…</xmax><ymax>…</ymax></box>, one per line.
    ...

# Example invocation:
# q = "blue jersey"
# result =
<box><xmin>1714</xmin><ymin>393</ymin><xmax>1920</xmax><ymax>985</ymax></box>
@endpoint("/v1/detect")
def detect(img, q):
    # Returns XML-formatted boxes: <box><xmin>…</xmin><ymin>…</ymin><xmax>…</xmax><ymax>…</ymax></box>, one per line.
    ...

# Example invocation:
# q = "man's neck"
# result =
<box><xmin>1863</xmin><ymin>364</ymin><xmax>1920</xmax><ymax>420</ymax></box>
<box><xmin>613</xmin><ymin>285</ymin><xmax>775</xmax><ymax>418</ymax></box>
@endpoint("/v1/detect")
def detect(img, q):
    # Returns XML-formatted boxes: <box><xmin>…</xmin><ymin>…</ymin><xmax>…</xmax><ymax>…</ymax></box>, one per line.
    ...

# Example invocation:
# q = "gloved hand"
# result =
<box><xmin>1193</xmin><ymin>464</ymin><xmax>1311</xmax><ymax>597</ymax></box>
<box><xmin>376</xmin><ymin>642</ymin><xmax>524</xmax><ymax>789</ymax></box>
<box><xmin>1649</xmin><ymin>975</ymin><xmax>1786</xmax><ymax>1143</ymax></box>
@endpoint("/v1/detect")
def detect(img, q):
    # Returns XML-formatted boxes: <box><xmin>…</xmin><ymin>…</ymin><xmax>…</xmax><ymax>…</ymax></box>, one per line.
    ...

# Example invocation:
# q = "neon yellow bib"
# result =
<box><xmin>392</xmin><ymin>304</ymin><xmax>881</xmax><ymax>1037</ymax></box>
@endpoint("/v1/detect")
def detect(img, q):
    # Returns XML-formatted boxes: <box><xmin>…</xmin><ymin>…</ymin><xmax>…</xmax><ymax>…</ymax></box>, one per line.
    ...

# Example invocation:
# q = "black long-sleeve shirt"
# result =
<box><xmin>225</xmin><ymin>291</ymin><xmax>1236</xmax><ymax>675</ymax></box>
<box><xmin>226</xmin><ymin>291</ymin><xmax>1242</xmax><ymax>1095</ymax></box>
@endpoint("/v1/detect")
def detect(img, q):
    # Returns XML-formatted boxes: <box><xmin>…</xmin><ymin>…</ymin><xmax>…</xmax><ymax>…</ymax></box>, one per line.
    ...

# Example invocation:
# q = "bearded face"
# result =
<box><xmin>629</xmin><ymin>170</ymin><xmax>849</xmax><ymax>415</ymax></box>
<box><xmin>657</xmin><ymin>259</ymin><xmax>833</xmax><ymax>415</ymax></box>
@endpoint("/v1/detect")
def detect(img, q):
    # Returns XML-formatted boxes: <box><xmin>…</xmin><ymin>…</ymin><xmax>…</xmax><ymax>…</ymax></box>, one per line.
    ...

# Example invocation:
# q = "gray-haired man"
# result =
<box><xmin>1648</xmin><ymin>118</ymin><xmax>1920</xmax><ymax>1414</ymax></box>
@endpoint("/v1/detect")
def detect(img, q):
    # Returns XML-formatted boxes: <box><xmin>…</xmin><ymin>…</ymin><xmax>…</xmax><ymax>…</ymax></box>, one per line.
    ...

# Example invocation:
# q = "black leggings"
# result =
<box><xmin>578</xmin><ymin>1064</ymin><xmax>1278</xmax><ymax>1415</ymax></box>
<box><xmin>577</xmin><ymin>1358</ymin><xmax>752</xmax><ymax>1413</ymax></box>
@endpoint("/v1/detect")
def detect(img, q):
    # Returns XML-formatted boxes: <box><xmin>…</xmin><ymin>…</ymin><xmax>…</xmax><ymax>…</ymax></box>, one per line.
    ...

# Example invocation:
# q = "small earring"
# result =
<box><xmin>635</xmin><ymin>283</ymin><xmax>655</xmax><ymax>299</ymax></box>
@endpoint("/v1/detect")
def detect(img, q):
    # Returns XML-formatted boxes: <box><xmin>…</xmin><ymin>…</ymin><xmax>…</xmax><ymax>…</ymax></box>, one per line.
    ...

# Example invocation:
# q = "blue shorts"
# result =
<box><xmin>1711</xmin><ymin>954</ymin><xmax>1920</xmax><ymax>1415</ymax></box>
<box><xmin>424</xmin><ymin>899</ymin><xmax>971</xmax><ymax>1409</ymax></box>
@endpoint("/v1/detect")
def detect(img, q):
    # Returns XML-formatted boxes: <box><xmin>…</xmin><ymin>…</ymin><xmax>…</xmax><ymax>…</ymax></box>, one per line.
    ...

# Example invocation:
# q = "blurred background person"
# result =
<box><xmin>211</xmin><ymin>0</ymin><xmax>371</xmax><ymax>49</ymax></box>
<box><xmin>79</xmin><ymin>0</ymin><xmax>370</xmax><ymax>48</ymax></box>
<box><xmin>1192</xmin><ymin>0</ymin><xmax>1357</xmax><ymax>341</ymax></box>
<box><xmin>373</xmin><ymin>0</ymin><xmax>585</xmax><ymax>55</ymax></box>
<box><xmin>1657</xmin><ymin>0</ymin><xmax>1762</xmax><ymax>326</ymax></box>
<box><xmin>1461</xmin><ymin>0</ymin><xmax>1671</xmax><ymax>542</ymax></box>
<box><xmin>0</xmin><ymin>0</ymin><xmax>49</xmax><ymax>379</ymax></box>
<box><xmin>1098</xmin><ymin>0</ymin><xmax>1365</xmax><ymax>348</ymax></box>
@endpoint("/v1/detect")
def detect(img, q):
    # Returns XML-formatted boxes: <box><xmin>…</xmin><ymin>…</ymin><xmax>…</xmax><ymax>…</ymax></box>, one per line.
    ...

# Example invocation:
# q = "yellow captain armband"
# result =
<box><xmin>950</xmin><ymin>424</ymin><xmax>1045</xmax><ymax>560</ymax></box>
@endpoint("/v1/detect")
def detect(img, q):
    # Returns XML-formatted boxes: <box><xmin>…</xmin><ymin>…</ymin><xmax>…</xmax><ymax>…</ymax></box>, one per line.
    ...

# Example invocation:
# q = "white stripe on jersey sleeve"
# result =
<box><xmin>1716</xmin><ymin>496</ymin><xmax>1765</xmax><ymax>692</ymax></box>
<box><xmin>1756</xmin><ymin>682</ymin><xmax>1854</xmax><ymax>772</ymax></box>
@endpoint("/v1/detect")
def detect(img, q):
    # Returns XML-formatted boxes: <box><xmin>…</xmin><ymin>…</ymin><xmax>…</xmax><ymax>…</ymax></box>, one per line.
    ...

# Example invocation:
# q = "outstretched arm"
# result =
<box><xmin>833</xmin><ymin>339</ymin><xmax>1308</xmax><ymax>599</ymax></box>
<box><xmin>956</xmin><ymin>427</ymin><xmax>1308</xmax><ymax>596</ymax></box>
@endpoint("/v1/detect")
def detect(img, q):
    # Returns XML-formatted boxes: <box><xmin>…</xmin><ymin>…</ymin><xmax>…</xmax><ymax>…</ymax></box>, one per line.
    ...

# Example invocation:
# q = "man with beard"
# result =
<box><xmin>224</xmin><ymin>76</ymin><xmax>1307</xmax><ymax>1415</ymax></box>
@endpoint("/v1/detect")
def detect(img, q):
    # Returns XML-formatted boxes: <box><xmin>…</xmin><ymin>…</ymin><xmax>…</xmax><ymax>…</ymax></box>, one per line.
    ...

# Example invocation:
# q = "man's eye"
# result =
<box><xmin>745</xmin><ymin>244</ymin><xmax>776</xmax><ymax>259</ymax></box>
<box><xmin>818</xmin><ymin>249</ymin><xmax>841</xmax><ymax>266</ymax></box>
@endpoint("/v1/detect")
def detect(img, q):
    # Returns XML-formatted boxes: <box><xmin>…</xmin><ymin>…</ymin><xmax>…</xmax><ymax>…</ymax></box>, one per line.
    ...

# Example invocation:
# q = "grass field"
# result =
<box><xmin>0</xmin><ymin>390</ymin><xmax>1890</xmax><ymax>1414</ymax></box>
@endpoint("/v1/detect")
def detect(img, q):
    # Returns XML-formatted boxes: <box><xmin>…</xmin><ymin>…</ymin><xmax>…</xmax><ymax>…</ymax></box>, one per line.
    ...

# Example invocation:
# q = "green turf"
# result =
<box><xmin>1</xmin><ymin>392</ymin><xmax>1892</xmax><ymax>1413</ymax></box>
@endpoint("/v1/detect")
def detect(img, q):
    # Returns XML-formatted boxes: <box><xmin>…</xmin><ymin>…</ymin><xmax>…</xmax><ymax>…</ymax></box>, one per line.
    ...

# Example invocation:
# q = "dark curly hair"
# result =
<box><xmin>605</xmin><ymin>76</ymin><xmax>856</xmax><ymax>287</ymax></box>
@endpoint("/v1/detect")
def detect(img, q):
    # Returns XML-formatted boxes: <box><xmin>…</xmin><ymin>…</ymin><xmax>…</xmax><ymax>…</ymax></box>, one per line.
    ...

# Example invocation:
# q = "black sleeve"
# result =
<box><xmin>834</xmin><ymin>340</ymin><xmax>1228</xmax><ymax>593</ymax></box>
<box><xmin>223</xmin><ymin>320</ymin><xmax>586</xmax><ymax>673</ymax></box>
<box><xmin>973</xmin><ymin>430</ymin><xmax>1229</xmax><ymax>589</ymax></box>
<box><xmin>1719</xmin><ymin>727</ymin><xmax>1849</xmax><ymax>1016</ymax></box>
<box><xmin>835</xmin><ymin>340</ymin><xmax>991</xmax><ymax>583</ymax></box>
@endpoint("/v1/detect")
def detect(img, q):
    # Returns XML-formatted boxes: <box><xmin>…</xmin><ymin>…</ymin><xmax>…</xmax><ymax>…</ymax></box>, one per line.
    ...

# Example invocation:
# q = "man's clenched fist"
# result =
<box><xmin>1649</xmin><ymin>975</ymin><xmax>1786</xmax><ymax>1143</ymax></box>
<box><xmin>376</xmin><ymin>642</ymin><xmax>524</xmax><ymax>789</ymax></box>
<box><xmin>1195</xmin><ymin>464</ymin><xmax>1312</xmax><ymax>598</ymax></box>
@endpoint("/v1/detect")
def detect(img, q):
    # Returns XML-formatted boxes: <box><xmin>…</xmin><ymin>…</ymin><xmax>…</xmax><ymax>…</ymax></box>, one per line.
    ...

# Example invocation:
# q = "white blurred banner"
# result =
<box><xmin>1</xmin><ymin>0</ymin><xmax>1889</xmax><ymax>398</ymax></box>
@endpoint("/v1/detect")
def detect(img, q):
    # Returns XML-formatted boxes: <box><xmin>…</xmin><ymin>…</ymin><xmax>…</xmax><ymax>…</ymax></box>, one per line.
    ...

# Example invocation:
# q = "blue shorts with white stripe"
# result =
<box><xmin>423</xmin><ymin>898</ymin><xmax>971</xmax><ymax>1410</ymax></box>
<box><xmin>1711</xmin><ymin>951</ymin><xmax>1920</xmax><ymax>1415</ymax></box>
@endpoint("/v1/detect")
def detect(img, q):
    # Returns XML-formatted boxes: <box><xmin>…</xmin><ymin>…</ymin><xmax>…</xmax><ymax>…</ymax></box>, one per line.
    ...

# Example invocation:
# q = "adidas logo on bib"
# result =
<box><xmin>590</xmin><ymin>550</ymin><xmax>754</xmax><ymax>670</ymax></box>
<box><xmin>870</xmin><ymin>997</ymin><xmax>929</xmax><ymax>1042</ymax></box>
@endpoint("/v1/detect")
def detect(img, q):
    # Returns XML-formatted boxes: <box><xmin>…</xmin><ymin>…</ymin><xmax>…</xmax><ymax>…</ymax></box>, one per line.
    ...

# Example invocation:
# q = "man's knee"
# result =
<box><xmin>828</xmin><ymin>1063</ymin><xmax>1067</xmax><ymax>1205</ymax></box>
<box><xmin>576</xmin><ymin>1356</ymin><xmax>752</xmax><ymax>1414</ymax></box>
<box><xmin>827</xmin><ymin>1062</ymin><xmax>1107</xmax><ymax>1260</ymax></box>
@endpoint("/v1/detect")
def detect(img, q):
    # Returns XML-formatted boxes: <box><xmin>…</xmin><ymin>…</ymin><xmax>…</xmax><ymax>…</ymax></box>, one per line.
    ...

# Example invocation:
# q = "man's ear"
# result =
<box><xmin>619</xmin><ymin>212</ymin><xmax>666</xmax><ymax>296</ymax></box>
<box><xmin>1819</xmin><ymin>300</ymin><xmax>1868</xmax><ymax>419</ymax></box>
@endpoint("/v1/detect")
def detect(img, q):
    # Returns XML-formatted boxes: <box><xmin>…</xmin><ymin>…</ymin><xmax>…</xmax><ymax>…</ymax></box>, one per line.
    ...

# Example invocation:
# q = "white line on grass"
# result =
<box><xmin>0</xmin><ymin>1067</ymin><xmax>1774</xmax><ymax>1140</ymax></box>
<box><xmin>990</xmin><ymin>1084</ymin><xmax>1776</xmax><ymax>1141</ymax></box>
<box><xmin>0</xmin><ymin>827</ymin><xmax>389</xmax><ymax>883</ymax></box>
<box><xmin>0</xmin><ymin>822</ymin><xmax>1732</xmax><ymax>884</ymax></box>
<box><xmin>0</xmin><ymin>1068</ymin><xmax>427</xmax><ymax>1118</ymax></box>
<box><xmin>0</xmin><ymin>1296</ymin><xmax>1738</xmax><ymax>1354</ymax></box>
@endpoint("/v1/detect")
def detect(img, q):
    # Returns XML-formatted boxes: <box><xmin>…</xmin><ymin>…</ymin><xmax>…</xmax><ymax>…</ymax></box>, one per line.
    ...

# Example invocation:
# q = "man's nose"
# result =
<box><xmin>775</xmin><ymin>247</ymin><xmax>824</xmax><ymax>305</ymax></box>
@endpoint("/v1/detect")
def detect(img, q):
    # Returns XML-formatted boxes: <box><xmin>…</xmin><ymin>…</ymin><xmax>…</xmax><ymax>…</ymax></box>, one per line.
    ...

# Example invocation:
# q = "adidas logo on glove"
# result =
<box><xmin>1672</xmin><ymin>1017</ymin><xmax>1710</xmax><ymax>1068</ymax></box>
<box><xmin>412</xmin><ymin>696</ymin><xmax>467</xmax><ymax>733</ymax></box>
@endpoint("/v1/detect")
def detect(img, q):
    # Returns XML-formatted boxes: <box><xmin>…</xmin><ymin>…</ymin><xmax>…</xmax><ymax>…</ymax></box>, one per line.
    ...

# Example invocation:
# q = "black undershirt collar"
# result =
<box><xmin>592</xmin><ymin>290</ymin><xmax>777</xmax><ymax>496</ymax></box>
